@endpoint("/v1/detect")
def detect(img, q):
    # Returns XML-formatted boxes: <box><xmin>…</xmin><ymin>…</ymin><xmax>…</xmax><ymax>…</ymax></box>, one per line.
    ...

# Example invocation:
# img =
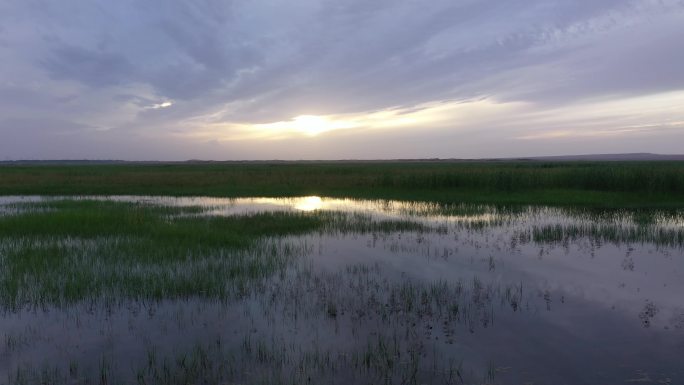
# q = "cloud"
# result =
<box><xmin>146</xmin><ymin>101</ymin><xmax>173</xmax><ymax>110</ymax></box>
<box><xmin>42</xmin><ymin>44</ymin><xmax>134</xmax><ymax>87</ymax></box>
<box><xmin>0</xmin><ymin>0</ymin><xmax>683</xmax><ymax>159</ymax></box>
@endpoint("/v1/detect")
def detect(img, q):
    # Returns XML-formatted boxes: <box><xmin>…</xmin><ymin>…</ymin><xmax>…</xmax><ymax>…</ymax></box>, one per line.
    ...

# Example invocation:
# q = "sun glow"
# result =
<box><xmin>250</xmin><ymin>115</ymin><xmax>358</xmax><ymax>137</ymax></box>
<box><xmin>291</xmin><ymin>115</ymin><xmax>346</xmax><ymax>136</ymax></box>
<box><xmin>294</xmin><ymin>196</ymin><xmax>324</xmax><ymax>211</ymax></box>
<box><xmin>202</xmin><ymin>99</ymin><xmax>518</xmax><ymax>141</ymax></box>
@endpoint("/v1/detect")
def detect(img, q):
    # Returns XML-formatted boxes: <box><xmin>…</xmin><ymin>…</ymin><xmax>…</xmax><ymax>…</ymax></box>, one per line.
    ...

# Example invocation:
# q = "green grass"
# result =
<box><xmin>1</xmin><ymin>161</ymin><xmax>684</xmax><ymax>207</ymax></box>
<box><xmin>1</xmin><ymin>199</ymin><xmax>682</xmax><ymax>309</ymax></box>
<box><xmin>0</xmin><ymin>200</ymin><xmax>426</xmax><ymax>309</ymax></box>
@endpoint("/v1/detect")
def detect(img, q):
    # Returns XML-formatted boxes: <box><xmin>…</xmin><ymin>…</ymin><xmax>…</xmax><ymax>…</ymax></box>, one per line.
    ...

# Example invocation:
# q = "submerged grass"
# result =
<box><xmin>3</xmin><ymin>198</ymin><xmax>683</xmax><ymax>385</ymax></box>
<box><xmin>1</xmin><ymin>199</ymin><xmax>682</xmax><ymax>310</ymax></box>
<box><xmin>528</xmin><ymin>223</ymin><xmax>684</xmax><ymax>248</ymax></box>
<box><xmin>7</xmin><ymin>262</ymin><xmax>521</xmax><ymax>385</ymax></box>
<box><xmin>0</xmin><ymin>200</ymin><xmax>427</xmax><ymax>309</ymax></box>
<box><xmin>1</xmin><ymin>161</ymin><xmax>684</xmax><ymax>207</ymax></box>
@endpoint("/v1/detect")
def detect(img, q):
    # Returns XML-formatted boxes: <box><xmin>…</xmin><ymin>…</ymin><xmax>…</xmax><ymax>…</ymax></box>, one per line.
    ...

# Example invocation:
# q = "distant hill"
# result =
<box><xmin>1</xmin><ymin>153</ymin><xmax>683</xmax><ymax>164</ymax></box>
<box><xmin>514</xmin><ymin>153</ymin><xmax>684</xmax><ymax>162</ymax></box>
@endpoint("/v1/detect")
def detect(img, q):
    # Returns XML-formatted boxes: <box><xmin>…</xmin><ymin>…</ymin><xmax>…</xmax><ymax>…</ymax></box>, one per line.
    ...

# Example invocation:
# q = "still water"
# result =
<box><xmin>1</xmin><ymin>196</ymin><xmax>683</xmax><ymax>384</ymax></box>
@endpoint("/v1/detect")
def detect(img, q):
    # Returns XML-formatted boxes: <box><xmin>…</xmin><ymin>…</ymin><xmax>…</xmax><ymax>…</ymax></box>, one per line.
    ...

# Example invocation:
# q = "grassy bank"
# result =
<box><xmin>1</xmin><ymin>161</ymin><xmax>684</xmax><ymax>207</ymax></box>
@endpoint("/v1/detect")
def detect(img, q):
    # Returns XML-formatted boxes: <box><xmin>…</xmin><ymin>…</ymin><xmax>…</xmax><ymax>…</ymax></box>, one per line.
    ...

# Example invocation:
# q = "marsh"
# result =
<box><xmin>1</xmin><ymin>196</ymin><xmax>682</xmax><ymax>384</ymax></box>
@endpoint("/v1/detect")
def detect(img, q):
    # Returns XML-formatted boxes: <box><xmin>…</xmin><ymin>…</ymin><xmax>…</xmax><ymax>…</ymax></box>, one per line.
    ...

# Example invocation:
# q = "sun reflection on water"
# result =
<box><xmin>294</xmin><ymin>196</ymin><xmax>324</xmax><ymax>211</ymax></box>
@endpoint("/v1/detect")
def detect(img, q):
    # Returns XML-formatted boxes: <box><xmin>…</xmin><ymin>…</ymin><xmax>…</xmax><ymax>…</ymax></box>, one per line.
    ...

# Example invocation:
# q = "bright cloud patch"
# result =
<box><xmin>147</xmin><ymin>102</ymin><xmax>173</xmax><ymax>110</ymax></box>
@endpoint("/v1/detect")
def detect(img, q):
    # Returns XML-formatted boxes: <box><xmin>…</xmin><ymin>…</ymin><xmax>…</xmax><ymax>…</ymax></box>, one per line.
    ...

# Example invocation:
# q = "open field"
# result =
<box><xmin>1</xmin><ymin>161</ymin><xmax>684</xmax><ymax>207</ymax></box>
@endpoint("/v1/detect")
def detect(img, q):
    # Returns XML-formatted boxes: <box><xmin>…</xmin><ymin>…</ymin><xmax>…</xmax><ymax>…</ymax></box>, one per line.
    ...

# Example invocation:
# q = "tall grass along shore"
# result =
<box><xmin>1</xmin><ymin>161</ymin><xmax>683</xmax><ymax>207</ymax></box>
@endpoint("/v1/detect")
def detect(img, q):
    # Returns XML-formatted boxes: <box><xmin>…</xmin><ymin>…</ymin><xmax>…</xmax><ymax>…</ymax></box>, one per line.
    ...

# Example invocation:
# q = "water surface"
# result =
<box><xmin>1</xmin><ymin>196</ymin><xmax>683</xmax><ymax>384</ymax></box>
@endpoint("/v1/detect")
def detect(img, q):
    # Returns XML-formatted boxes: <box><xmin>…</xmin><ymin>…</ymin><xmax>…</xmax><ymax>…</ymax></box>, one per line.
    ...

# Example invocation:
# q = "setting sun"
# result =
<box><xmin>278</xmin><ymin>115</ymin><xmax>357</xmax><ymax>137</ymax></box>
<box><xmin>291</xmin><ymin>116</ymin><xmax>336</xmax><ymax>136</ymax></box>
<box><xmin>237</xmin><ymin>114</ymin><xmax>359</xmax><ymax>139</ymax></box>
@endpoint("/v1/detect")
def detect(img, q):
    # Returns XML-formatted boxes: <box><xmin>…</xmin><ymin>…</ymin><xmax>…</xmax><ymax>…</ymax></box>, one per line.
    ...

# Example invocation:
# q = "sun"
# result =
<box><xmin>243</xmin><ymin>114</ymin><xmax>358</xmax><ymax>138</ymax></box>
<box><xmin>290</xmin><ymin>115</ymin><xmax>359</xmax><ymax>136</ymax></box>
<box><xmin>292</xmin><ymin>115</ymin><xmax>332</xmax><ymax>136</ymax></box>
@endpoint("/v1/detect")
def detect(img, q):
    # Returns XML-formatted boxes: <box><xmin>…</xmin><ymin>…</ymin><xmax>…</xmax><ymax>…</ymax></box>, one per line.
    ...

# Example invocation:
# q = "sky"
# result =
<box><xmin>1</xmin><ymin>0</ymin><xmax>683</xmax><ymax>160</ymax></box>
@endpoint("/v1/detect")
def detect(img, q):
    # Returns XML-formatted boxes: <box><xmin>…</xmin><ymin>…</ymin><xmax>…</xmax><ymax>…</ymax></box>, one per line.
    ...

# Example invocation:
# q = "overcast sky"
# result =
<box><xmin>1</xmin><ymin>0</ymin><xmax>683</xmax><ymax>160</ymax></box>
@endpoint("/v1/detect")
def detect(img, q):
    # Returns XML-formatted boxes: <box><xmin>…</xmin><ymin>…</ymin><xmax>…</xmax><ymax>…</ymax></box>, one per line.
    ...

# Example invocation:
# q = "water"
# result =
<box><xmin>1</xmin><ymin>196</ymin><xmax>683</xmax><ymax>384</ymax></box>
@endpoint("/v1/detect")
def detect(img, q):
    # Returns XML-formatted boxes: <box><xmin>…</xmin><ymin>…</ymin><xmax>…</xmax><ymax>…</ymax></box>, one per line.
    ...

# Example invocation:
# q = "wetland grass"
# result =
<box><xmin>3</xmin><ymin>196</ymin><xmax>684</xmax><ymax>385</ymax></box>
<box><xmin>1</xmin><ymin>161</ymin><xmax>684</xmax><ymax>207</ymax></box>
<box><xmin>528</xmin><ymin>222</ymin><xmax>684</xmax><ymax>247</ymax></box>
<box><xmin>0</xmin><ymin>200</ymin><xmax>427</xmax><ymax>309</ymax></box>
<box><xmin>6</xmin><ymin>260</ymin><xmax>523</xmax><ymax>385</ymax></box>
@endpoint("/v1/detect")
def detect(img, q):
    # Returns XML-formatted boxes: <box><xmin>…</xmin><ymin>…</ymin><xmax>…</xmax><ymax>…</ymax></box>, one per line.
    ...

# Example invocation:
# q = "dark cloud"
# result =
<box><xmin>42</xmin><ymin>44</ymin><xmax>134</xmax><ymax>87</ymax></box>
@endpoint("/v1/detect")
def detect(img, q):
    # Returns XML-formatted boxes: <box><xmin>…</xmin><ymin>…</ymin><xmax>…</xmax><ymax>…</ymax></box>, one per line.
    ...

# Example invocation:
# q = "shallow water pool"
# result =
<box><xmin>1</xmin><ymin>196</ymin><xmax>683</xmax><ymax>384</ymax></box>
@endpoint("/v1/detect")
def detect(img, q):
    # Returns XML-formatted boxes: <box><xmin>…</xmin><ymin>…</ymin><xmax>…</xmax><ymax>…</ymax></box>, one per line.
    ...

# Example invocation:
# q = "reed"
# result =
<box><xmin>1</xmin><ymin>161</ymin><xmax>683</xmax><ymax>207</ymax></box>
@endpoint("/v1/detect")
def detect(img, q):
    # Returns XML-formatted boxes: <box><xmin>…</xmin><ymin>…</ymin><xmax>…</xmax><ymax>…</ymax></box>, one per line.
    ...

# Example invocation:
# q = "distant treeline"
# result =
<box><xmin>0</xmin><ymin>162</ymin><xmax>683</xmax><ymax>206</ymax></box>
